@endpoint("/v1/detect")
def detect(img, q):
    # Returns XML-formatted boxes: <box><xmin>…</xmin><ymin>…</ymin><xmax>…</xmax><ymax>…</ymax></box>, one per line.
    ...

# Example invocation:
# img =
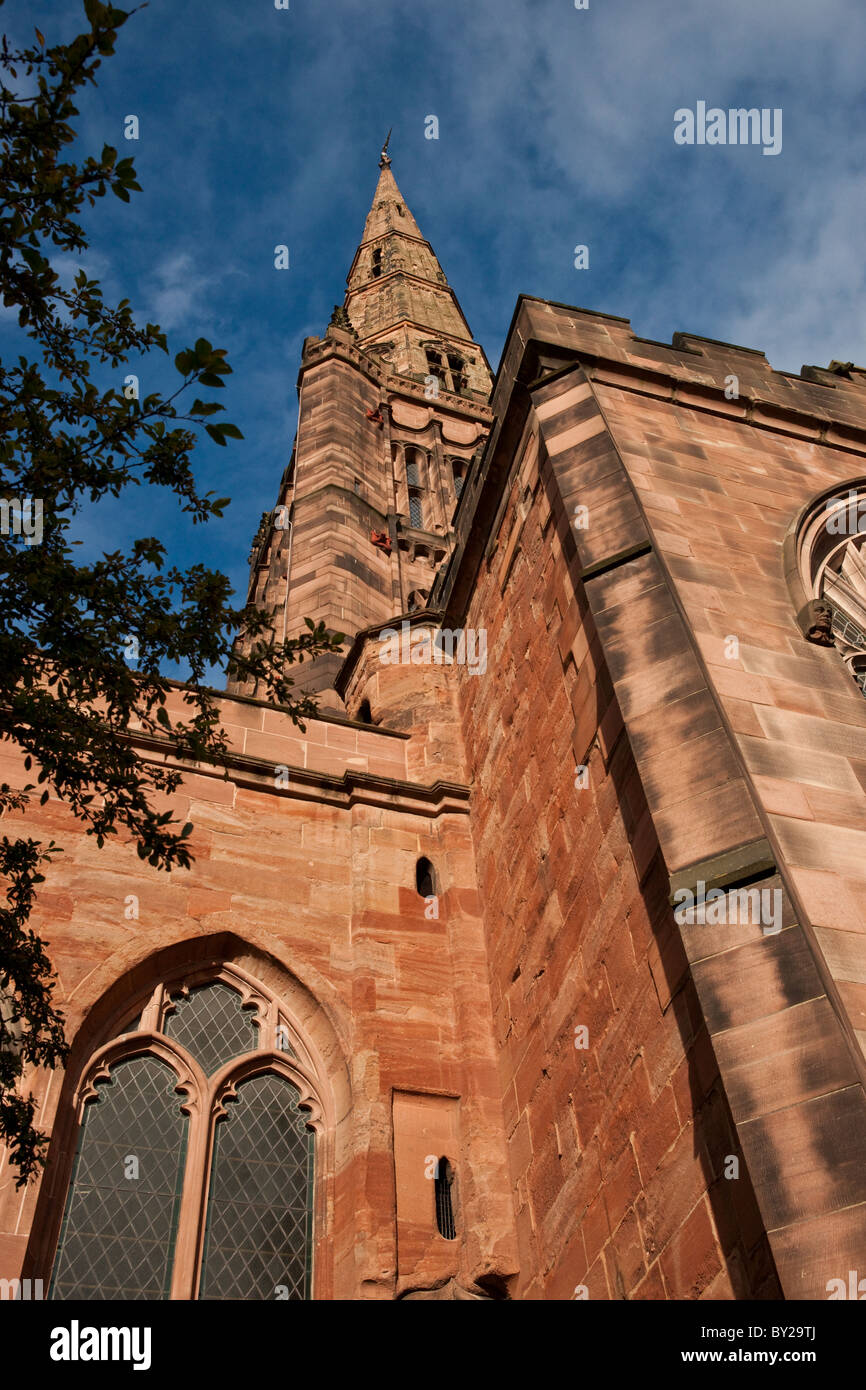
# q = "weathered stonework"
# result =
<box><xmin>4</xmin><ymin>168</ymin><xmax>866</xmax><ymax>1301</ymax></box>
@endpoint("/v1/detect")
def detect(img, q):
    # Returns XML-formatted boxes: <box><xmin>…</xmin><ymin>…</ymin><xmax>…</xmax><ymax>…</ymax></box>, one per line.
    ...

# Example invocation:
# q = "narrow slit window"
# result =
<box><xmin>416</xmin><ymin>857</ymin><xmax>435</xmax><ymax>897</ymax></box>
<box><xmin>434</xmin><ymin>1157</ymin><xmax>456</xmax><ymax>1240</ymax></box>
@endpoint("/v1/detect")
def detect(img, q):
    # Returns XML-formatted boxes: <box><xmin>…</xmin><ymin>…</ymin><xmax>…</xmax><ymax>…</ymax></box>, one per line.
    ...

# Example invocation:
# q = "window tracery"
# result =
<box><xmin>48</xmin><ymin>969</ymin><xmax>320</xmax><ymax>1301</ymax></box>
<box><xmin>793</xmin><ymin>485</ymin><xmax>866</xmax><ymax>691</ymax></box>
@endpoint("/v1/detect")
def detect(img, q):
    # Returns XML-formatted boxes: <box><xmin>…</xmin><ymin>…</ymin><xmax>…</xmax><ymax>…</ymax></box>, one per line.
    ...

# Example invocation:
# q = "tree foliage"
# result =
<box><xmin>0</xmin><ymin>0</ymin><xmax>342</xmax><ymax>1182</ymax></box>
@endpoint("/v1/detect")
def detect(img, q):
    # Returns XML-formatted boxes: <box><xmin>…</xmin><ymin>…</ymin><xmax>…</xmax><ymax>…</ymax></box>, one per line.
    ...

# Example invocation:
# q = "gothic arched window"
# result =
<box><xmin>404</xmin><ymin>448</ymin><xmax>426</xmax><ymax>529</ymax></box>
<box><xmin>48</xmin><ymin>972</ymin><xmax>320</xmax><ymax>1301</ymax></box>
<box><xmin>423</xmin><ymin>345</ymin><xmax>468</xmax><ymax>395</ymax></box>
<box><xmin>792</xmin><ymin>485</ymin><xmax>866</xmax><ymax>693</ymax></box>
<box><xmin>451</xmin><ymin>458</ymin><xmax>468</xmax><ymax>500</ymax></box>
<box><xmin>408</xmin><ymin>492</ymin><xmax>423</xmax><ymax>528</ymax></box>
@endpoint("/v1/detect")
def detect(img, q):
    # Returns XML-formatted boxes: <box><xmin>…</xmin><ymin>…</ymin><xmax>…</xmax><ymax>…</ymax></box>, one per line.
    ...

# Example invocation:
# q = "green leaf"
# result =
<box><xmin>205</xmin><ymin>424</ymin><xmax>227</xmax><ymax>446</ymax></box>
<box><xmin>220</xmin><ymin>423</ymin><xmax>243</xmax><ymax>440</ymax></box>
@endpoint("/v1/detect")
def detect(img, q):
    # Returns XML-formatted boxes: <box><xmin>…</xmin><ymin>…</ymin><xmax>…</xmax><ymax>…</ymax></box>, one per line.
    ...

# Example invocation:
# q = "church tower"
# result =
<box><xmin>228</xmin><ymin>145</ymin><xmax>494</xmax><ymax>706</ymax></box>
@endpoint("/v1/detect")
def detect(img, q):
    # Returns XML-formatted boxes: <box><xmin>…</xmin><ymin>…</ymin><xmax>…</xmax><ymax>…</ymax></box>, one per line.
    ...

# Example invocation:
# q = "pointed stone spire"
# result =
<box><xmin>343</xmin><ymin>146</ymin><xmax>490</xmax><ymax>395</ymax></box>
<box><xmin>228</xmin><ymin>147</ymin><xmax>494</xmax><ymax>705</ymax></box>
<box><xmin>358</xmin><ymin>153</ymin><xmax>424</xmax><ymax>245</ymax></box>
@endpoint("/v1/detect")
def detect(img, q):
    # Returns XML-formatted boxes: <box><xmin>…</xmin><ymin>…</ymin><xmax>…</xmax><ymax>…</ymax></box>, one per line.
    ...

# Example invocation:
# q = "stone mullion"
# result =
<box><xmin>380</xmin><ymin>403</ymin><xmax>399</xmax><ymax>562</ymax></box>
<box><xmin>429</xmin><ymin>422</ymin><xmax>451</xmax><ymax>538</ymax></box>
<box><xmin>140</xmin><ymin>984</ymin><xmax>163</xmax><ymax>1033</ymax></box>
<box><xmin>168</xmin><ymin>1075</ymin><xmax>213</xmax><ymax>1301</ymax></box>
<box><xmin>389</xmin><ymin>436</ymin><xmax>408</xmax><ymax>610</ymax></box>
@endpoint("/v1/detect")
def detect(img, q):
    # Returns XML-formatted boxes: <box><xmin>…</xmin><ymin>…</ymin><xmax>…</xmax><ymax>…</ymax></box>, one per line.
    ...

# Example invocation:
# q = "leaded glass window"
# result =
<box><xmin>50</xmin><ymin>1057</ymin><xmax>188</xmax><ymax>1300</ymax></box>
<box><xmin>49</xmin><ymin>973</ymin><xmax>319</xmax><ymax>1301</ymax></box>
<box><xmin>408</xmin><ymin>490</ymin><xmax>422</xmax><ymax>528</ymax></box>
<box><xmin>164</xmin><ymin>982</ymin><xmax>258</xmax><ymax>1075</ymax></box>
<box><xmin>830</xmin><ymin>606</ymin><xmax>866</xmax><ymax>650</ymax></box>
<box><xmin>199</xmin><ymin>1074</ymin><xmax>314</xmax><ymax>1301</ymax></box>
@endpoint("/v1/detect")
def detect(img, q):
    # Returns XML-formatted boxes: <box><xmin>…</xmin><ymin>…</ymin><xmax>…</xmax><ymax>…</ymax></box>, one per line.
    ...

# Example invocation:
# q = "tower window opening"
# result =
<box><xmin>358</xmin><ymin>699</ymin><xmax>373</xmax><ymax>723</ymax></box>
<box><xmin>408</xmin><ymin>490</ymin><xmax>423</xmax><ymax>529</ymax></box>
<box><xmin>371</xmin><ymin>247</ymin><xmax>382</xmax><ymax>278</ymax></box>
<box><xmin>447</xmin><ymin>353</ymin><xmax>467</xmax><ymax>392</ymax></box>
<box><xmin>434</xmin><ymin>1157</ymin><xmax>456</xmax><ymax>1240</ymax></box>
<box><xmin>425</xmin><ymin>349</ymin><xmax>447</xmax><ymax>387</ymax></box>
<box><xmin>416</xmin><ymin>857</ymin><xmax>436</xmax><ymax>897</ymax></box>
<box><xmin>406</xmin><ymin>460</ymin><xmax>420</xmax><ymax>488</ymax></box>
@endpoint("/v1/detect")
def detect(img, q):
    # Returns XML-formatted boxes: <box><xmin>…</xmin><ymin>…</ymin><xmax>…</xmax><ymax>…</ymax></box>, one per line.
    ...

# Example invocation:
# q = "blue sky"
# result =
<box><xmin>5</xmin><ymin>0</ymin><xmax>866</xmax><ymax>681</ymax></box>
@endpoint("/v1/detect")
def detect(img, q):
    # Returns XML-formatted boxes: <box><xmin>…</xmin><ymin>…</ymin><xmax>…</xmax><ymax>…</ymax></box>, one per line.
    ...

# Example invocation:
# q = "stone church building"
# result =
<box><xmin>4</xmin><ymin>149</ymin><xmax>866</xmax><ymax>1301</ymax></box>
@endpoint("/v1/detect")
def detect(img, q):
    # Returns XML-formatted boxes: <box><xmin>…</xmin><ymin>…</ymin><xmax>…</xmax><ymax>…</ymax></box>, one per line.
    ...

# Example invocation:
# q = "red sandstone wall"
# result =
<box><xmin>456</xmin><ymin>418</ymin><xmax>779</xmax><ymax>1299</ymax></box>
<box><xmin>0</xmin><ymin>690</ymin><xmax>516</xmax><ymax>1299</ymax></box>
<box><xmin>591</xmin><ymin>372</ymin><xmax>866</xmax><ymax>1293</ymax></box>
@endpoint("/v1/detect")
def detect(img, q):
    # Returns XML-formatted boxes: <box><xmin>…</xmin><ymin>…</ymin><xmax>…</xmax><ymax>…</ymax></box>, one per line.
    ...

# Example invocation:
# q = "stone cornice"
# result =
<box><xmin>129</xmin><ymin>729</ymin><xmax>470</xmax><ymax>818</ymax></box>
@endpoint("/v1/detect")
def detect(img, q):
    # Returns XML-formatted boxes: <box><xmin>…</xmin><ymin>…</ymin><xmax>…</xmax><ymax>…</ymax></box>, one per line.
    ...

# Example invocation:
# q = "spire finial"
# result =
<box><xmin>379</xmin><ymin>128</ymin><xmax>392</xmax><ymax>168</ymax></box>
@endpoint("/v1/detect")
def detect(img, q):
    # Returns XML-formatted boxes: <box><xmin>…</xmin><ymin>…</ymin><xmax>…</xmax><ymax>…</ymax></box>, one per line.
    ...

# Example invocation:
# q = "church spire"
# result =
<box><xmin>228</xmin><ymin>150</ymin><xmax>493</xmax><ymax>705</ymax></box>
<box><xmin>343</xmin><ymin>147</ymin><xmax>489</xmax><ymax>397</ymax></box>
<box><xmin>354</xmin><ymin>149</ymin><xmax>425</xmax><ymax>247</ymax></box>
